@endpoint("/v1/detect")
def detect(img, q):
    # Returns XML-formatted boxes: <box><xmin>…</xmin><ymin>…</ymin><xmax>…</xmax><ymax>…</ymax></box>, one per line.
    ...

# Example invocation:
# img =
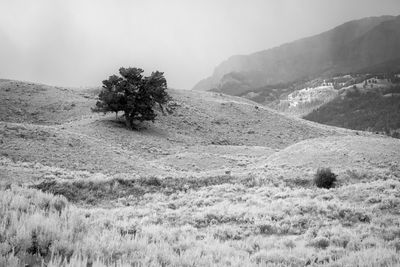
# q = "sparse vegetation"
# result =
<box><xmin>2</xmin><ymin>174</ymin><xmax>400</xmax><ymax>266</ymax></box>
<box><xmin>314</xmin><ymin>167</ymin><xmax>337</xmax><ymax>189</ymax></box>
<box><xmin>1</xmin><ymin>79</ymin><xmax>400</xmax><ymax>266</ymax></box>
<box><xmin>92</xmin><ymin>67</ymin><xmax>172</xmax><ymax>128</ymax></box>
<box><xmin>31</xmin><ymin>174</ymin><xmax>259</xmax><ymax>205</ymax></box>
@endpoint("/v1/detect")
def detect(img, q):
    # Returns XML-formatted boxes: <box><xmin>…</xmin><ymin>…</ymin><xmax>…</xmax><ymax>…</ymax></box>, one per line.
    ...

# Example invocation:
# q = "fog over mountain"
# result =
<box><xmin>0</xmin><ymin>0</ymin><xmax>400</xmax><ymax>89</ymax></box>
<box><xmin>193</xmin><ymin>15</ymin><xmax>400</xmax><ymax>95</ymax></box>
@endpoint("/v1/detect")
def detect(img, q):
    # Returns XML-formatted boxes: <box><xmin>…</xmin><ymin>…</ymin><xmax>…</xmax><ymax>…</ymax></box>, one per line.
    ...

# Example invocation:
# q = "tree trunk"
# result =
<box><xmin>125</xmin><ymin>115</ymin><xmax>132</xmax><ymax>129</ymax></box>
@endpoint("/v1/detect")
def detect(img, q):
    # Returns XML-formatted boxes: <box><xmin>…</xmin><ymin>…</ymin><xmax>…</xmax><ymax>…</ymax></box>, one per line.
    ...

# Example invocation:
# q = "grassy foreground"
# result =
<box><xmin>1</xmin><ymin>171</ymin><xmax>400</xmax><ymax>266</ymax></box>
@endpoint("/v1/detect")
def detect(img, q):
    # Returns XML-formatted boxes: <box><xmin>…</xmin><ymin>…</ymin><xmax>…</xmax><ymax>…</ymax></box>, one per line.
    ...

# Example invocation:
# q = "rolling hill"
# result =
<box><xmin>0</xmin><ymin>80</ymin><xmax>354</xmax><ymax>185</ymax></box>
<box><xmin>1</xmin><ymin>80</ymin><xmax>400</xmax><ymax>266</ymax></box>
<box><xmin>0</xmin><ymin>79</ymin><xmax>97</xmax><ymax>124</ymax></box>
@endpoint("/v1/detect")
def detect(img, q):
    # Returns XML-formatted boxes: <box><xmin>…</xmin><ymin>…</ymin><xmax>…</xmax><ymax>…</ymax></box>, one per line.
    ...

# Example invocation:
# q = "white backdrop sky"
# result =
<box><xmin>0</xmin><ymin>0</ymin><xmax>399</xmax><ymax>89</ymax></box>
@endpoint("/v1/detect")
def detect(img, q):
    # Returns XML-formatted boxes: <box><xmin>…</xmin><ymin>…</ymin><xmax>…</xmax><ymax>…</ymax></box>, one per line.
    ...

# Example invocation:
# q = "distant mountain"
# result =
<box><xmin>193</xmin><ymin>15</ymin><xmax>400</xmax><ymax>95</ymax></box>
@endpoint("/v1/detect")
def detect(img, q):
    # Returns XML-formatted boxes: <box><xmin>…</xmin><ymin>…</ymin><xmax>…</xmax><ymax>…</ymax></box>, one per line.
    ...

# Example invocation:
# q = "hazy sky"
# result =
<box><xmin>0</xmin><ymin>0</ymin><xmax>399</xmax><ymax>89</ymax></box>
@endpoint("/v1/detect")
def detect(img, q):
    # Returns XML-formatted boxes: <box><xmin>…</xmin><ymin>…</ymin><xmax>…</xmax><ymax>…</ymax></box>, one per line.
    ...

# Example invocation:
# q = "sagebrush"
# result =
<box><xmin>314</xmin><ymin>167</ymin><xmax>337</xmax><ymax>189</ymax></box>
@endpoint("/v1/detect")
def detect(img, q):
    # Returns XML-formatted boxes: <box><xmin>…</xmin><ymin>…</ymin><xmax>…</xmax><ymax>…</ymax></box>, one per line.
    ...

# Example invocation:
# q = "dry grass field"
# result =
<box><xmin>1</xmin><ymin>80</ymin><xmax>400</xmax><ymax>266</ymax></box>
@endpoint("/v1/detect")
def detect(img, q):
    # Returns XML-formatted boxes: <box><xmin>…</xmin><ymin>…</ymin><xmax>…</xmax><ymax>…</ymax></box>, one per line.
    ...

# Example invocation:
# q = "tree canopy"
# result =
<box><xmin>92</xmin><ymin>67</ymin><xmax>172</xmax><ymax>128</ymax></box>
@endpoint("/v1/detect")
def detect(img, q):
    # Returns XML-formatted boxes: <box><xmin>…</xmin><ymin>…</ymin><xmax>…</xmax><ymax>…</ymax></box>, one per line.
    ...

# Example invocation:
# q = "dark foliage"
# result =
<box><xmin>314</xmin><ymin>168</ymin><xmax>337</xmax><ymax>189</ymax></box>
<box><xmin>32</xmin><ymin>175</ymin><xmax>254</xmax><ymax>205</ymax></box>
<box><xmin>304</xmin><ymin>89</ymin><xmax>400</xmax><ymax>137</ymax></box>
<box><xmin>92</xmin><ymin>67</ymin><xmax>172</xmax><ymax>128</ymax></box>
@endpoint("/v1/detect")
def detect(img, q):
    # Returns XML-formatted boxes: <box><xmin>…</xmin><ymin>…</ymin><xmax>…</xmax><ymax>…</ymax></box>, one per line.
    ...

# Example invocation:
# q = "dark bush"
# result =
<box><xmin>314</xmin><ymin>167</ymin><xmax>337</xmax><ymax>189</ymax></box>
<box><xmin>140</xmin><ymin>176</ymin><xmax>161</xmax><ymax>187</ymax></box>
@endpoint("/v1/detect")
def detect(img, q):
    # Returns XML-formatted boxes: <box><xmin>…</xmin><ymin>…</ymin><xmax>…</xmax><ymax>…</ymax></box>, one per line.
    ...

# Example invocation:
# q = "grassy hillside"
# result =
<box><xmin>0</xmin><ymin>79</ymin><xmax>97</xmax><ymax>124</ymax></box>
<box><xmin>304</xmin><ymin>88</ymin><xmax>400</xmax><ymax>137</ymax></box>
<box><xmin>0</xmin><ymin>81</ymin><xmax>355</xmax><ymax>181</ymax></box>
<box><xmin>1</xmin><ymin>80</ymin><xmax>400</xmax><ymax>266</ymax></box>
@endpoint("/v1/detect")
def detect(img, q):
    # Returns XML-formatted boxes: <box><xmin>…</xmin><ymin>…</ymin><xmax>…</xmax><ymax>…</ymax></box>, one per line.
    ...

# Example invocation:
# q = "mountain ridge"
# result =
<box><xmin>193</xmin><ymin>15</ymin><xmax>400</xmax><ymax>95</ymax></box>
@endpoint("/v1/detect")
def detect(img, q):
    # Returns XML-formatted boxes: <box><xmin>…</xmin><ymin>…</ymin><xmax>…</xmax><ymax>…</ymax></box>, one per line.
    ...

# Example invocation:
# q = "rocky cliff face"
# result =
<box><xmin>193</xmin><ymin>15</ymin><xmax>400</xmax><ymax>95</ymax></box>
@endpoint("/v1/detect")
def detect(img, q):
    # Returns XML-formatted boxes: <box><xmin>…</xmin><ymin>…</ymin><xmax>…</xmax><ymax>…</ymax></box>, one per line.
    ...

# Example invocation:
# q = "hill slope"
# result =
<box><xmin>304</xmin><ymin>89</ymin><xmax>400</xmax><ymax>136</ymax></box>
<box><xmin>0</xmin><ymin>79</ymin><xmax>97</xmax><ymax>124</ymax></box>
<box><xmin>263</xmin><ymin>135</ymin><xmax>400</xmax><ymax>178</ymax></box>
<box><xmin>1</xmin><ymin>80</ymin><xmax>400</xmax><ymax>266</ymax></box>
<box><xmin>193</xmin><ymin>15</ymin><xmax>400</xmax><ymax>95</ymax></box>
<box><xmin>0</xmin><ymin>80</ymin><xmax>356</xmax><ymax>183</ymax></box>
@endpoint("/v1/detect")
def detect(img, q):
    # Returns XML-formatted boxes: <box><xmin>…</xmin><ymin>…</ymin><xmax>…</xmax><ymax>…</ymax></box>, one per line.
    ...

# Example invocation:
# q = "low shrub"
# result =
<box><xmin>310</xmin><ymin>236</ymin><xmax>330</xmax><ymax>249</ymax></box>
<box><xmin>314</xmin><ymin>168</ymin><xmax>337</xmax><ymax>189</ymax></box>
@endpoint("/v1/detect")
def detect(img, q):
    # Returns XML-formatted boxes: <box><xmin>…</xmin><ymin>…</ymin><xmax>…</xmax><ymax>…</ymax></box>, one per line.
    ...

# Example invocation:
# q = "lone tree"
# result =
<box><xmin>92</xmin><ymin>67</ymin><xmax>172</xmax><ymax>128</ymax></box>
